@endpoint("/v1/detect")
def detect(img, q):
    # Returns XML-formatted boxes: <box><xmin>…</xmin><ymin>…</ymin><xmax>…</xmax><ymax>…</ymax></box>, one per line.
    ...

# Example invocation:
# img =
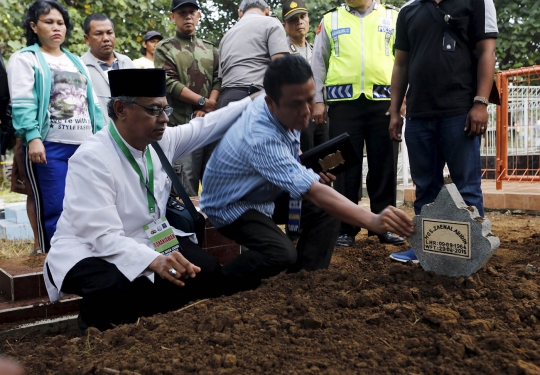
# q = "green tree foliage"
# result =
<box><xmin>495</xmin><ymin>0</ymin><xmax>539</xmax><ymax>69</ymax></box>
<box><xmin>0</xmin><ymin>0</ymin><xmax>538</xmax><ymax>71</ymax></box>
<box><xmin>0</xmin><ymin>0</ymin><xmax>174</xmax><ymax>61</ymax></box>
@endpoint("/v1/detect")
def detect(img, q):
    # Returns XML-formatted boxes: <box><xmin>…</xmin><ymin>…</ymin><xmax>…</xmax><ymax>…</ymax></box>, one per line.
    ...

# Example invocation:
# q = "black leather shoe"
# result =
<box><xmin>377</xmin><ymin>232</ymin><xmax>405</xmax><ymax>245</ymax></box>
<box><xmin>336</xmin><ymin>234</ymin><xmax>354</xmax><ymax>247</ymax></box>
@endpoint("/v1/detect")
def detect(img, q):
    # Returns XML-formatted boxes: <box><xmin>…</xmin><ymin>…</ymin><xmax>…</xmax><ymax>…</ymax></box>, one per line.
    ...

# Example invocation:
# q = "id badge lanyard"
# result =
<box><xmin>109</xmin><ymin>123</ymin><xmax>156</xmax><ymax>216</ymax></box>
<box><xmin>288</xmin><ymin>153</ymin><xmax>302</xmax><ymax>235</ymax></box>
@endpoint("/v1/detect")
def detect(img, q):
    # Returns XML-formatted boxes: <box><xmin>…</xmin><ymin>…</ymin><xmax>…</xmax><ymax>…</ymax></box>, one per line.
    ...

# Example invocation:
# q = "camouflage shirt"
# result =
<box><xmin>154</xmin><ymin>31</ymin><xmax>221</xmax><ymax>125</ymax></box>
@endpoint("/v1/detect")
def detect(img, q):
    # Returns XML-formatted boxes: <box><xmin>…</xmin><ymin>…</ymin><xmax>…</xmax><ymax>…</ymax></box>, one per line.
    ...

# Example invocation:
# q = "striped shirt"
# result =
<box><xmin>200</xmin><ymin>95</ymin><xmax>320</xmax><ymax>228</ymax></box>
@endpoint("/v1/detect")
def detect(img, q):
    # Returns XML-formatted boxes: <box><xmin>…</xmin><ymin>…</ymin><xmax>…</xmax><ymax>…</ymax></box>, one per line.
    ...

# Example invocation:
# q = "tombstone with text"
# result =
<box><xmin>408</xmin><ymin>183</ymin><xmax>500</xmax><ymax>277</ymax></box>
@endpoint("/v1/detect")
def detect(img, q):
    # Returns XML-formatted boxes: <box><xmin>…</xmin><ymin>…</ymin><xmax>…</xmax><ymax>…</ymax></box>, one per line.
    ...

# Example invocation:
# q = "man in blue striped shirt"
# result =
<box><xmin>201</xmin><ymin>55</ymin><xmax>413</xmax><ymax>290</ymax></box>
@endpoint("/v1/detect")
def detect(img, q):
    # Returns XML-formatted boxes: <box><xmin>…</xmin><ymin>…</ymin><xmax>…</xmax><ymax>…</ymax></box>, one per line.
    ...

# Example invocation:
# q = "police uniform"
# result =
<box><xmin>217</xmin><ymin>0</ymin><xmax>288</xmax><ymax>108</ymax></box>
<box><xmin>286</xmin><ymin>37</ymin><xmax>312</xmax><ymax>61</ymax></box>
<box><xmin>311</xmin><ymin>1</ymin><xmax>402</xmax><ymax>245</ymax></box>
<box><xmin>282</xmin><ymin>0</ymin><xmax>328</xmax><ymax>151</ymax></box>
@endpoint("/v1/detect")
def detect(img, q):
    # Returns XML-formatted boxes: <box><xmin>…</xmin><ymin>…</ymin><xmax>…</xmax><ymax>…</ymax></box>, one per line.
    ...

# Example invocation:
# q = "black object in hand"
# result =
<box><xmin>299</xmin><ymin>133</ymin><xmax>361</xmax><ymax>176</ymax></box>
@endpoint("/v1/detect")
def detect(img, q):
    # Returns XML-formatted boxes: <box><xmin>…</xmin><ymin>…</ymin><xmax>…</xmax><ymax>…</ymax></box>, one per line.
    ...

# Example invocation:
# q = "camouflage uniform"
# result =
<box><xmin>154</xmin><ymin>31</ymin><xmax>221</xmax><ymax>196</ymax></box>
<box><xmin>154</xmin><ymin>31</ymin><xmax>221</xmax><ymax>126</ymax></box>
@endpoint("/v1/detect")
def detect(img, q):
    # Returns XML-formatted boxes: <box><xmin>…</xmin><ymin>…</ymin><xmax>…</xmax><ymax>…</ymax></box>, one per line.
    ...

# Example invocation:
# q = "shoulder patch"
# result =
<box><xmin>382</xmin><ymin>3</ymin><xmax>401</xmax><ymax>11</ymax></box>
<box><xmin>158</xmin><ymin>37</ymin><xmax>173</xmax><ymax>46</ymax></box>
<box><xmin>316</xmin><ymin>23</ymin><xmax>322</xmax><ymax>35</ymax></box>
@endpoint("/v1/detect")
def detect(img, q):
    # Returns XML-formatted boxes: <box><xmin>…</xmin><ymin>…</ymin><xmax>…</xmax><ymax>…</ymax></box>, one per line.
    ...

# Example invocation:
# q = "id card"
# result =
<box><xmin>442</xmin><ymin>32</ymin><xmax>456</xmax><ymax>52</ymax></box>
<box><xmin>287</xmin><ymin>199</ymin><xmax>302</xmax><ymax>235</ymax></box>
<box><xmin>144</xmin><ymin>217</ymin><xmax>180</xmax><ymax>255</ymax></box>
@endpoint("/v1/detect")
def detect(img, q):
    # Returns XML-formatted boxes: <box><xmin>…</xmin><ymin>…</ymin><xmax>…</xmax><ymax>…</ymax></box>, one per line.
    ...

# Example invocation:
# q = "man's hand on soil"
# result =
<box><xmin>373</xmin><ymin>206</ymin><xmax>414</xmax><ymax>238</ymax></box>
<box><xmin>149</xmin><ymin>253</ymin><xmax>201</xmax><ymax>287</ymax></box>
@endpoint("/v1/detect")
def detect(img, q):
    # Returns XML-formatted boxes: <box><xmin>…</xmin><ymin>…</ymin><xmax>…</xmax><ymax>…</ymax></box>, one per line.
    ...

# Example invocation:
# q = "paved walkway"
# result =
<box><xmin>402</xmin><ymin>180</ymin><xmax>540</xmax><ymax>211</ymax></box>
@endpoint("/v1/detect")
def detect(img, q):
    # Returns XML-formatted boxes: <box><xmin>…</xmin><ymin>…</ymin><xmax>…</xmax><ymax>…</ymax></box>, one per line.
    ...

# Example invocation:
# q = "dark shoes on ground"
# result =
<box><xmin>336</xmin><ymin>234</ymin><xmax>354</xmax><ymax>247</ymax></box>
<box><xmin>377</xmin><ymin>232</ymin><xmax>405</xmax><ymax>245</ymax></box>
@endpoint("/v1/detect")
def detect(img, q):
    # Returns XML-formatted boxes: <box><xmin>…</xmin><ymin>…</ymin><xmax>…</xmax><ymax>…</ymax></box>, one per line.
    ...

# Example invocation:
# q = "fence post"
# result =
<box><xmin>495</xmin><ymin>72</ymin><xmax>509</xmax><ymax>190</ymax></box>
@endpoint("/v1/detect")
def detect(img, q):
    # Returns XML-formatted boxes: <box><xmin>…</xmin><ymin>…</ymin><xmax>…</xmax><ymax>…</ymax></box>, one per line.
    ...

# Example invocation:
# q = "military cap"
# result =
<box><xmin>172</xmin><ymin>0</ymin><xmax>199</xmax><ymax>11</ymax></box>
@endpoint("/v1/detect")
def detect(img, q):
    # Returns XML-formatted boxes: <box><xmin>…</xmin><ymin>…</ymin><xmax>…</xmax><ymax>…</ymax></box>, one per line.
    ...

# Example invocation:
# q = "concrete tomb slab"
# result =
<box><xmin>408</xmin><ymin>183</ymin><xmax>500</xmax><ymax>277</ymax></box>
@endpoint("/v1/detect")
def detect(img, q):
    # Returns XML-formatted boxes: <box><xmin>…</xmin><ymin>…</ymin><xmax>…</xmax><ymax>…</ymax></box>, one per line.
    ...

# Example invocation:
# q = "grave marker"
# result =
<box><xmin>408</xmin><ymin>183</ymin><xmax>500</xmax><ymax>277</ymax></box>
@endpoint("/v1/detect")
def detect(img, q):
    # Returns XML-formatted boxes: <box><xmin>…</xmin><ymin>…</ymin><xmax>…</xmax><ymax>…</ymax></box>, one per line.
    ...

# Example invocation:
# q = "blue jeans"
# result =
<box><xmin>405</xmin><ymin>113</ymin><xmax>484</xmax><ymax>217</ymax></box>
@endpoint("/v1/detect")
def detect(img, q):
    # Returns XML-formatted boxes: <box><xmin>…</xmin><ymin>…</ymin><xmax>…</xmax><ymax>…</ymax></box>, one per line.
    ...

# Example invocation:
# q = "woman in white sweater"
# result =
<box><xmin>7</xmin><ymin>0</ymin><xmax>105</xmax><ymax>253</ymax></box>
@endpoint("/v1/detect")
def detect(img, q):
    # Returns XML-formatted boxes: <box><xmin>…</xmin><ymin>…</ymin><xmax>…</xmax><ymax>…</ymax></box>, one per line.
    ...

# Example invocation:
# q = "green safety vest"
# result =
<box><xmin>323</xmin><ymin>4</ymin><xmax>397</xmax><ymax>101</ymax></box>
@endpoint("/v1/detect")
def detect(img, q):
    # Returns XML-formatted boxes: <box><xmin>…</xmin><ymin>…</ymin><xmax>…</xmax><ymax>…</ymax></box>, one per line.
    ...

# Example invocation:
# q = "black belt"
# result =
<box><xmin>222</xmin><ymin>84</ymin><xmax>263</xmax><ymax>95</ymax></box>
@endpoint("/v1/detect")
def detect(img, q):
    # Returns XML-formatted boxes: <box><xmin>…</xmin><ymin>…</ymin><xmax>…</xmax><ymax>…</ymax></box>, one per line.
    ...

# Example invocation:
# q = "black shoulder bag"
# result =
<box><xmin>151</xmin><ymin>142</ymin><xmax>206</xmax><ymax>244</ymax></box>
<box><xmin>425</xmin><ymin>1</ymin><xmax>500</xmax><ymax>105</ymax></box>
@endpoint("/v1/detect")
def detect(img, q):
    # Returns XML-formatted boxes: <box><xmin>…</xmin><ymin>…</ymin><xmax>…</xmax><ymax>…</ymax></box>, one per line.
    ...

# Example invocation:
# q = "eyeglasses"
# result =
<box><xmin>133</xmin><ymin>102</ymin><xmax>173</xmax><ymax>117</ymax></box>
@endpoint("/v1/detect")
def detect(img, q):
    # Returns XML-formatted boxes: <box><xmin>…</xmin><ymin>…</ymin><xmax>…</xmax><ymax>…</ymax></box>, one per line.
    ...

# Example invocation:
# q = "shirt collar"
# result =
<box><xmin>242</xmin><ymin>11</ymin><xmax>264</xmax><ymax>19</ymax></box>
<box><xmin>98</xmin><ymin>57</ymin><xmax>119</xmax><ymax>72</ymax></box>
<box><xmin>109</xmin><ymin>121</ymin><xmax>147</xmax><ymax>158</ymax></box>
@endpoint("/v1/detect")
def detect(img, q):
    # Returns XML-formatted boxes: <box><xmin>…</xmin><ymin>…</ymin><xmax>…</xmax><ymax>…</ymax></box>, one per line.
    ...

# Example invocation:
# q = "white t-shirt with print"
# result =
<box><xmin>43</xmin><ymin>53</ymin><xmax>93</xmax><ymax>144</ymax></box>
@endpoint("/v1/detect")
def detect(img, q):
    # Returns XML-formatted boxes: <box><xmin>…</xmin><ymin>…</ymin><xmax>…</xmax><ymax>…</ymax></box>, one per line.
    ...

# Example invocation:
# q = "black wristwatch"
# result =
<box><xmin>198</xmin><ymin>96</ymin><xmax>206</xmax><ymax>106</ymax></box>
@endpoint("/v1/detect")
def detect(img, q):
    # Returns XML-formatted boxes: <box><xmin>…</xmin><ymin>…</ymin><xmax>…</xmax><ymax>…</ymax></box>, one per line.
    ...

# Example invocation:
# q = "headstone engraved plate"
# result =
<box><xmin>408</xmin><ymin>183</ymin><xmax>500</xmax><ymax>277</ymax></box>
<box><xmin>422</xmin><ymin>219</ymin><xmax>470</xmax><ymax>259</ymax></box>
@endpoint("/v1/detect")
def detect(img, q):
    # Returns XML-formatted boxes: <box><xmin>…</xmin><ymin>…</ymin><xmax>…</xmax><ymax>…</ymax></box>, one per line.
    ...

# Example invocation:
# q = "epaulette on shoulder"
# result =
<box><xmin>382</xmin><ymin>3</ymin><xmax>401</xmax><ymax>11</ymax></box>
<box><xmin>159</xmin><ymin>37</ymin><xmax>173</xmax><ymax>45</ymax></box>
<box><xmin>322</xmin><ymin>6</ymin><xmax>338</xmax><ymax>15</ymax></box>
<box><xmin>202</xmin><ymin>39</ymin><xmax>215</xmax><ymax>46</ymax></box>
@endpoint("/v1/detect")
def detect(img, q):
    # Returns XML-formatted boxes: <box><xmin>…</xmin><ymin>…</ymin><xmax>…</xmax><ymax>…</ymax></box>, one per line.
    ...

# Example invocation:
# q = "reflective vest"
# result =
<box><xmin>323</xmin><ymin>4</ymin><xmax>397</xmax><ymax>101</ymax></box>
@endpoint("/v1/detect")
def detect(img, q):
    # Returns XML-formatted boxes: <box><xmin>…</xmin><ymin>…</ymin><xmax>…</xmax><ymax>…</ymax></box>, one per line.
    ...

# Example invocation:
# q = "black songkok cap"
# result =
<box><xmin>108</xmin><ymin>69</ymin><xmax>167</xmax><ymax>97</ymax></box>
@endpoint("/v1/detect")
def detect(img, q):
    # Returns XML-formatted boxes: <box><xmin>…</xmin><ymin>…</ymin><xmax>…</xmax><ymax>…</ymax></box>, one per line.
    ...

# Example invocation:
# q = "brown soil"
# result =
<box><xmin>2</xmin><ymin>207</ymin><xmax>540</xmax><ymax>375</ymax></box>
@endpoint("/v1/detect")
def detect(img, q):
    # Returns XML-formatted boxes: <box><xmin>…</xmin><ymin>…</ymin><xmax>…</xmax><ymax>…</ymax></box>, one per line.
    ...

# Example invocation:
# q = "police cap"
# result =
<box><xmin>282</xmin><ymin>0</ymin><xmax>308</xmax><ymax>21</ymax></box>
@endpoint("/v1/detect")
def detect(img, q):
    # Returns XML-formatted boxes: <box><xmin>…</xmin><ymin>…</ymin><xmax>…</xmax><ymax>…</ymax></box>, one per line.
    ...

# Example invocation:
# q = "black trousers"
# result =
<box><xmin>218</xmin><ymin>195</ymin><xmax>339</xmax><ymax>290</ymax></box>
<box><xmin>300</xmin><ymin>121</ymin><xmax>329</xmax><ymax>152</ymax></box>
<box><xmin>328</xmin><ymin>95</ymin><xmax>398</xmax><ymax>237</ymax></box>
<box><xmin>217</xmin><ymin>87</ymin><xmax>250</xmax><ymax>109</ymax></box>
<box><xmin>61</xmin><ymin>237</ymin><xmax>223</xmax><ymax>331</ymax></box>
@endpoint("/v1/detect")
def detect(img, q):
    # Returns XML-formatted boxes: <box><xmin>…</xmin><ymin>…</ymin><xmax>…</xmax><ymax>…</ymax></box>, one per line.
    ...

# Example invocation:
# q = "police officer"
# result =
<box><xmin>282</xmin><ymin>0</ymin><xmax>328</xmax><ymax>152</ymax></box>
<box><xmin>154</xmin><ymin>0</ymin><xmax>221</xmax><ymax>197</ymax></box>
<box><xmin>217</xmin><ymin>0</ymin><xmax>288</xmax><ymax>109</ymax></box>
<box><xmin>311</xmin><ymin>0</ymin><xmax>404</xmax><ymax>247</ymax></box>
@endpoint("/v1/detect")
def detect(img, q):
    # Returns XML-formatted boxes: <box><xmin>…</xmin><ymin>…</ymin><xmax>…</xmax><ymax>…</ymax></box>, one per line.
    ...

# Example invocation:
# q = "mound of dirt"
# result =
<box><xmin>2</xmin><ymin>208</ymin><xmax>540</xmax><ymax>374</ymax></box>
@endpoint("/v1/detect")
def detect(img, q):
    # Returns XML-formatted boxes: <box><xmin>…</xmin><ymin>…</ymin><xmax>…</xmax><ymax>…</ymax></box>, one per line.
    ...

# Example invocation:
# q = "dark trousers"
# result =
<box><xmin>217</xmin><ymin>88</ymin><xmax>251</xmax><ymax>109</ymax></box>
<box><xmin>24</xmin><ymin>141</ymin><xmax>79</xmax><ymax>252</ymax></box>
<box><xmin>61</xmin><ymin>237</ymin><xmax>223</xmax><ymax>331</ymax></box>
<box><xmin>328</xmin><ymin>95</ymin><xmax>398</xmax><ymax>237</ymax></box>
<box><xmin>300</xmin><ymin>121</ymin><xmax>329</xmax><ymax>152</ymax></box>
<box><xmin>218</xmin><ymin>196</ymin><xmax>340</xmax><ymax>290</ymax></box>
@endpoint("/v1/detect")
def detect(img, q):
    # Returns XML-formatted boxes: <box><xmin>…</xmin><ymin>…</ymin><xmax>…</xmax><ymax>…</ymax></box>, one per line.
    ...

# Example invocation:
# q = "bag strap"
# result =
<box><xmin>151</xmin><ymin>141</ymin><xmax>200</xmax><ymax>221</ymax></box>
<box><xmin>425</xmin><ymin>1</ymin><xmax>465</xmax><ymax>49</ymax></box>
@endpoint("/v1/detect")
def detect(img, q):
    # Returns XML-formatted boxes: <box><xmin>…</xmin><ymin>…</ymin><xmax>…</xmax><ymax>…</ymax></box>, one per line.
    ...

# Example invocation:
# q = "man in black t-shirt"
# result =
<box><xmin>388</xmin><ymin>0</ymin><xmax>498</xmax><ymax>262</ymax></box>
